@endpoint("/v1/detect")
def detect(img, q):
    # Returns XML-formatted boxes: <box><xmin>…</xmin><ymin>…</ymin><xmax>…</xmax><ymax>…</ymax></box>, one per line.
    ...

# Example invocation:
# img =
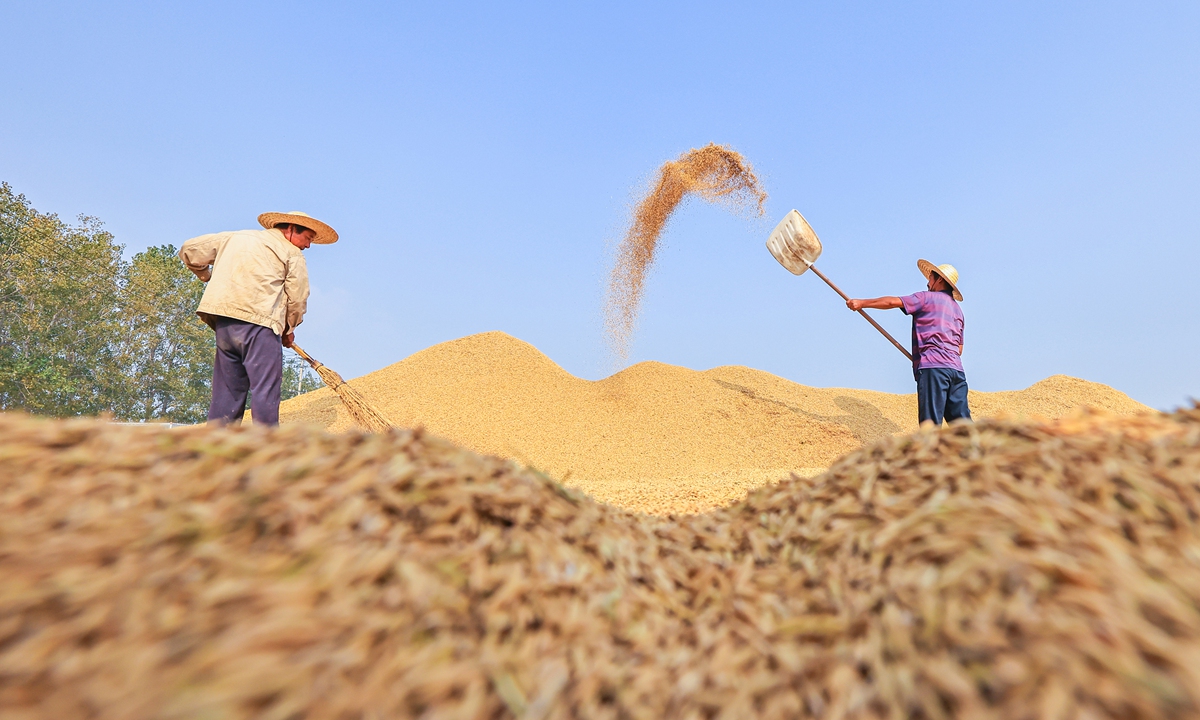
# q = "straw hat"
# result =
<box><xmin>917</xmin><ymin>259</ymin><xmax>963</xmax><ymax>301</ymax></box>
<box><xmin>258</xmin><ymin>211</ymin><xmax>339</xmax><ymax>245</ymax></box>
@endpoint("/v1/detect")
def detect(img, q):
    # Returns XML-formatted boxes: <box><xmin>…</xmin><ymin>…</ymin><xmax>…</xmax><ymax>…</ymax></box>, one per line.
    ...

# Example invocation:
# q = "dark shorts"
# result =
<box><xmin>209</xmin><ymin>316</ymin><xmax>282</xmax><ymax>426</ymax></box>
<box><xmin>916</xmin><ymin>367</ymin><xmax>972</xmax><ymax>426</ymax></box>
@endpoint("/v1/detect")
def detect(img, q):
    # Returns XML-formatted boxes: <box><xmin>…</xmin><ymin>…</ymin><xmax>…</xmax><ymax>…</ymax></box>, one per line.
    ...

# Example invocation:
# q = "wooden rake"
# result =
<box><xmin>290</xmin><ymin>344</ymin><xmax>396</xmax><ymax>433</ymax></box>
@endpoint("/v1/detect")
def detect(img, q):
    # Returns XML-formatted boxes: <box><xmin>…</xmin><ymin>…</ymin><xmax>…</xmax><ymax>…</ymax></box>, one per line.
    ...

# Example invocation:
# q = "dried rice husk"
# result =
<box><xmin>1</xmin><ymin>405</ymin><xmax>1198</xmax><ymax>718</ymax></box>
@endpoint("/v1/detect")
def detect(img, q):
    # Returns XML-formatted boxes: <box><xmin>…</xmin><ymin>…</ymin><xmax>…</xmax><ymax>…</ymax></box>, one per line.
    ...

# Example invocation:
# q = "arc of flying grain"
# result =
<box><xmin>604</xmin><ymin>143</ymin><xmax>767</xmax><ymax>361</ymax></box>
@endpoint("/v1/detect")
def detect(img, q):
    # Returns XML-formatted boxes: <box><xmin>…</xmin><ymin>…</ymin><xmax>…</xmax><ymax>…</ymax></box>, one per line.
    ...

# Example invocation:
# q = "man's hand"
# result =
<box><xmin>283</xmin><ymin>332</ymin><xmax>294</xmax><ymax>348</ymax></box>
<box><xmin>847</xmin><ymin>299</ymin><xmax>865</xmax><ymax>311</ymax></box>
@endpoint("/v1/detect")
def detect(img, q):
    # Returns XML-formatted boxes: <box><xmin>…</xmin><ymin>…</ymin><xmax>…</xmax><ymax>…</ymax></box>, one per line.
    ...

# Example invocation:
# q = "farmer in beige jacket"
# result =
<box><xmin>179</xmin><ymin>211</ymin><xmax>337</xmax><ymax>426</ymax></box>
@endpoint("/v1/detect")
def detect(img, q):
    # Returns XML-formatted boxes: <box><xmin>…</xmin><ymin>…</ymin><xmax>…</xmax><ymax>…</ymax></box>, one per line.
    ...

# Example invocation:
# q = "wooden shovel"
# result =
<box><xmin>767</xmin><ymin>210</ymin><xmax>912</xmax><ymax>361</ymax></box>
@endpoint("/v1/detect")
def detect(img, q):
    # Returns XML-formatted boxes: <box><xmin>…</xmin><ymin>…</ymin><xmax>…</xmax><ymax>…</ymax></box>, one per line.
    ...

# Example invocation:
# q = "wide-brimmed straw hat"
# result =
<box><xmin>258</xmin><ymin>211</ymin><xmax>339</xmax><ymax>245</ymax></box>
<box><xmin>918</xmin><ymin>259</ymin><xmax>963</xmax><ymax>301</ymax></box>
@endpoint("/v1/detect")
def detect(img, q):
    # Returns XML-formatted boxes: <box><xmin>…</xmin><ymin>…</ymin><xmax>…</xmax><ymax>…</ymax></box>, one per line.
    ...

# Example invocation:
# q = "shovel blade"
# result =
<box><xmin>766</xmin><ymin>209</ymin><xmax>823</xmax><ymax>275</ymax></box>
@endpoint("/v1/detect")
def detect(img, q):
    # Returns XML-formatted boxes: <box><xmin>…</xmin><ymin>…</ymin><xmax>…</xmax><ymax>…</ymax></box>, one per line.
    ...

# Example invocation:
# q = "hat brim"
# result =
<box><xmin>258</xmin><ymin>212</ymin><xmax>339</xmax><ymax>245</ymax></box>
<box><xmin>918</xmin><ymin>259</ymin><xmax>963</xmax><ymax>301</ymax></box>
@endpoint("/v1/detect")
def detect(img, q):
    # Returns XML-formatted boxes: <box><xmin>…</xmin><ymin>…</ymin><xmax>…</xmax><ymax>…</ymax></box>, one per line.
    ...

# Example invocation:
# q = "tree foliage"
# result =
<box><xmin>0</xmin><ymin>184</ymin><xmax>125</xmax><ymax>416</ymax></box>
<box><xmin>0</xmin><ymin>182</ymin><xmax>321</xmax><ymax>422</ymax></box>
<box><xmin>283</xmin><ymin>354</ymin><xmax>323</xmax><ymax>400</ymax></box>
<box><xmin>112</xmin><ymin>245</ymin><xmax>213</xmax><ymax>422</ymax></box>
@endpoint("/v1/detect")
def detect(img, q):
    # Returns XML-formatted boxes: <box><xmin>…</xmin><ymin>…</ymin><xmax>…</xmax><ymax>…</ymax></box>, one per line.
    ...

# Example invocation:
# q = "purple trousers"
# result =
<box><xmin>209</xmin><ymin>317</ymin><xmax>282</xmax><ymax>426</ymax></box>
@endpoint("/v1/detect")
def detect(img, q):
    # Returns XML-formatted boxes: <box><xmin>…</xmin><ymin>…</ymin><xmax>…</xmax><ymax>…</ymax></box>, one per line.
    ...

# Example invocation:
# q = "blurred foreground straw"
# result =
<box><xmin>290</xmin><ymin>343</ymin><xmax>395</xmax><ymax>432</ymax></box>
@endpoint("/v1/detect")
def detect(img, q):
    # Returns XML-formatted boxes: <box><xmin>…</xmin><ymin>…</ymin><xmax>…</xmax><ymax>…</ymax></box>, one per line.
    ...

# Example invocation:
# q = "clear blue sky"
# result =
<box><xmin>3</xmin><ymin>1</ymin><xmax>1197</xmax><ymax>409</ymax></box>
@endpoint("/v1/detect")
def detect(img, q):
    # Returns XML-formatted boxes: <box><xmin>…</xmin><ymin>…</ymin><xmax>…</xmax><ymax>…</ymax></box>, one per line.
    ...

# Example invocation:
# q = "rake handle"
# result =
<box><xmin>289</xmin><ymin>343</ymin><xmax>320</xmax><ymax>369</ymax></box>
<box><xmin>807</xmin><ymin>264</ymin><xmax>913</xmax><ymax>362</ymax></box>
<box><xmin>289</xmin><ymin>343</ymin><xmax>338</xmax><ymax>382</ymax></box>
<box><xmin>289</xmin><ymin>342</ymin><xmax>350</xmax><ymax>392</ymax></box>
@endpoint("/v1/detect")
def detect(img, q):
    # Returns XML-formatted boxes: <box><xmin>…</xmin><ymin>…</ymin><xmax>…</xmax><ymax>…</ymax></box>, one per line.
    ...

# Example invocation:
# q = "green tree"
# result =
<box><xmin>282</xmin><ymin>351</ymin><xmax>322</xmax><ymax>401</ymax></box>
<box><xmin>2</xmin><ymin>181</ymin><xmax>322</xmax><ymax>421</ymax></box>
<box><xmin>0</xmin><ymin>183</ymin><xmax>125</xmax><ymax>416</ymax></box>
<box><xmin>113</xmin><ymin>245</ymin><xmax>214</xmax><ymax>423</ymax></box>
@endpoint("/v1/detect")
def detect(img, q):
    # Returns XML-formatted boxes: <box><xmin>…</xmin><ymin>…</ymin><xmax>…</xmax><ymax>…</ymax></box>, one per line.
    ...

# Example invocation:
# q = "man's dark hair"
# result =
<box><xmin>274</xmin><ymin>222</ymin><xmax>312</xmax><ymax>234</ymax></box>
<box><xmin>931</xmin><ymin>272</ymin><xmax>954</xmax><ymax>295</ymax></box>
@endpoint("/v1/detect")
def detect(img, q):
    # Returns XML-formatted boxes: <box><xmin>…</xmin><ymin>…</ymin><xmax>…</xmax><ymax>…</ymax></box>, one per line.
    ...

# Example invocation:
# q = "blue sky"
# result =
<box><xmin>3</xmin><ymin>1</ymin><xmax>1197</xmax><ymax>409</ymax></box>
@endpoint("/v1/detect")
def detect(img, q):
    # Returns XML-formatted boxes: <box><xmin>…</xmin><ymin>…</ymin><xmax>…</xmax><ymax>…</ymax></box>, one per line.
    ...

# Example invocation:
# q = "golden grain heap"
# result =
<box><xmin>605</xmin><ymin>143</ymin><xmax>767</xmax><ymax>359</ymax></box>
<box><xmin>280</xmin><ymin>332</ymin><xmax>1151</xmax><ymax>515</ymax></box>
<box><xmin>3</xmin><ymin>407</ymin><xmax>1200</xmax><ymax>718</ymax></box>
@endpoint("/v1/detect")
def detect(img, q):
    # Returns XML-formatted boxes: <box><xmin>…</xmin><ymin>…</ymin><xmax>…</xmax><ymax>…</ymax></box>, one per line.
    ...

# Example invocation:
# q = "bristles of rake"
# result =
<box><xmin>290</xmin><ymin>344</ymin><xmax>396</xmax><ymax>433</ymax></box>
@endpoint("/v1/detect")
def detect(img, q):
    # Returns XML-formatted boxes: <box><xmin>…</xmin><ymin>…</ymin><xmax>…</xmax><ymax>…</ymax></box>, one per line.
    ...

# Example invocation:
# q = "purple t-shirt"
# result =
<box><xmin>900</xmin><ymin>290</ymin><xmax>964</xmax><ymax>373</ymax></box>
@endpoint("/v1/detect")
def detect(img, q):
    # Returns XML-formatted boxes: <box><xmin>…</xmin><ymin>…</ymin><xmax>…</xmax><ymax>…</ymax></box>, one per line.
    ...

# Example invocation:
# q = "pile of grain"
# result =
<box><xmin>605</xmin><ymin>143</ymin><xmax>767</xmax><ymax>359</ymax></box>
<box><xmin>3</xmin><ymin>407</ymin><xmax>1199</xmax><ymax>718</ymax></box>
<box><xmin>280</xmin><ymin>332</ymin><xmax>1150</xmax><ymax>514</ymax></box>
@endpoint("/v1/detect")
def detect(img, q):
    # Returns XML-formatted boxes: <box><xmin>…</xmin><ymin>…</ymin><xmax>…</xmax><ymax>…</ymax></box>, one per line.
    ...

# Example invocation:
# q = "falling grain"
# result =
<box><xmin>605</xmin><ymin>143</ymin><xmax>768</xmax><ymax>360</ymax></box>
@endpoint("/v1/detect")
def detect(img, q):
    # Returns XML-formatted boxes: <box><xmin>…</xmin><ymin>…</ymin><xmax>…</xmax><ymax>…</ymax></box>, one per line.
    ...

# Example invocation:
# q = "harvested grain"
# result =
<box><xmin>280</xmin><ymin>331</ymin><xmax>1151</xmax><ymax>514</ymax></box>
<box><xmin>605</xmin><ymin>143</ymin><xmax>767</xmax><ymax>359</ymax></box>
<box><xmin>2</xmin><ymin>405</ymin><xmax>1199</xmax><ymax>718</ymax></box>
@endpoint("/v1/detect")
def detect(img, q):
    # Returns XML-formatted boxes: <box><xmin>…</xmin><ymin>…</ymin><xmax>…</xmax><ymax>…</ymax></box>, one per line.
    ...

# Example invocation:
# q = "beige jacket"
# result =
<box><xmin>178</xmin><ymin>228</ymin><xmax>309</xmax><ymax>336</ymax></box>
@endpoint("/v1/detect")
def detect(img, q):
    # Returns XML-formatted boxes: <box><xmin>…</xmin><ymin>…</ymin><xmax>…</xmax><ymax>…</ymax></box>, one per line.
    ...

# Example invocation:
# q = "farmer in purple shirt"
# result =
<box><xmin>847</xmin><ymin>260</ymin><xmax>971</xmax><ymax>426</ymax></box>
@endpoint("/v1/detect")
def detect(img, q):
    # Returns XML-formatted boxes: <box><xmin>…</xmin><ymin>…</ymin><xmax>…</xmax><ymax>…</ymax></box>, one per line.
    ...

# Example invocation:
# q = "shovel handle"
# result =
<box><xmin>807</xmin><ymin>264</ymin><xmax>913</xmax><ymax>362</ymax></box>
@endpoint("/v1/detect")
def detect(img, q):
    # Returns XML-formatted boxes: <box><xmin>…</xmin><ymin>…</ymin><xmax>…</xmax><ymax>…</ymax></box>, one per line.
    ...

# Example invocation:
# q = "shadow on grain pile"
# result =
<box><xmin>3</xmin><ymin>407</ymin><xmax>1200</xmax><ymax>718</ymax></box>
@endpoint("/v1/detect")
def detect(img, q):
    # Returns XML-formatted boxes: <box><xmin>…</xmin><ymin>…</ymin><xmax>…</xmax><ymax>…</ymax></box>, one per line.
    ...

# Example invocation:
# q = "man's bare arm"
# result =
<box><xmin>847</xmin><ymin>296</ymin><xmax>902</xmax><ymax>311</ymax></box>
